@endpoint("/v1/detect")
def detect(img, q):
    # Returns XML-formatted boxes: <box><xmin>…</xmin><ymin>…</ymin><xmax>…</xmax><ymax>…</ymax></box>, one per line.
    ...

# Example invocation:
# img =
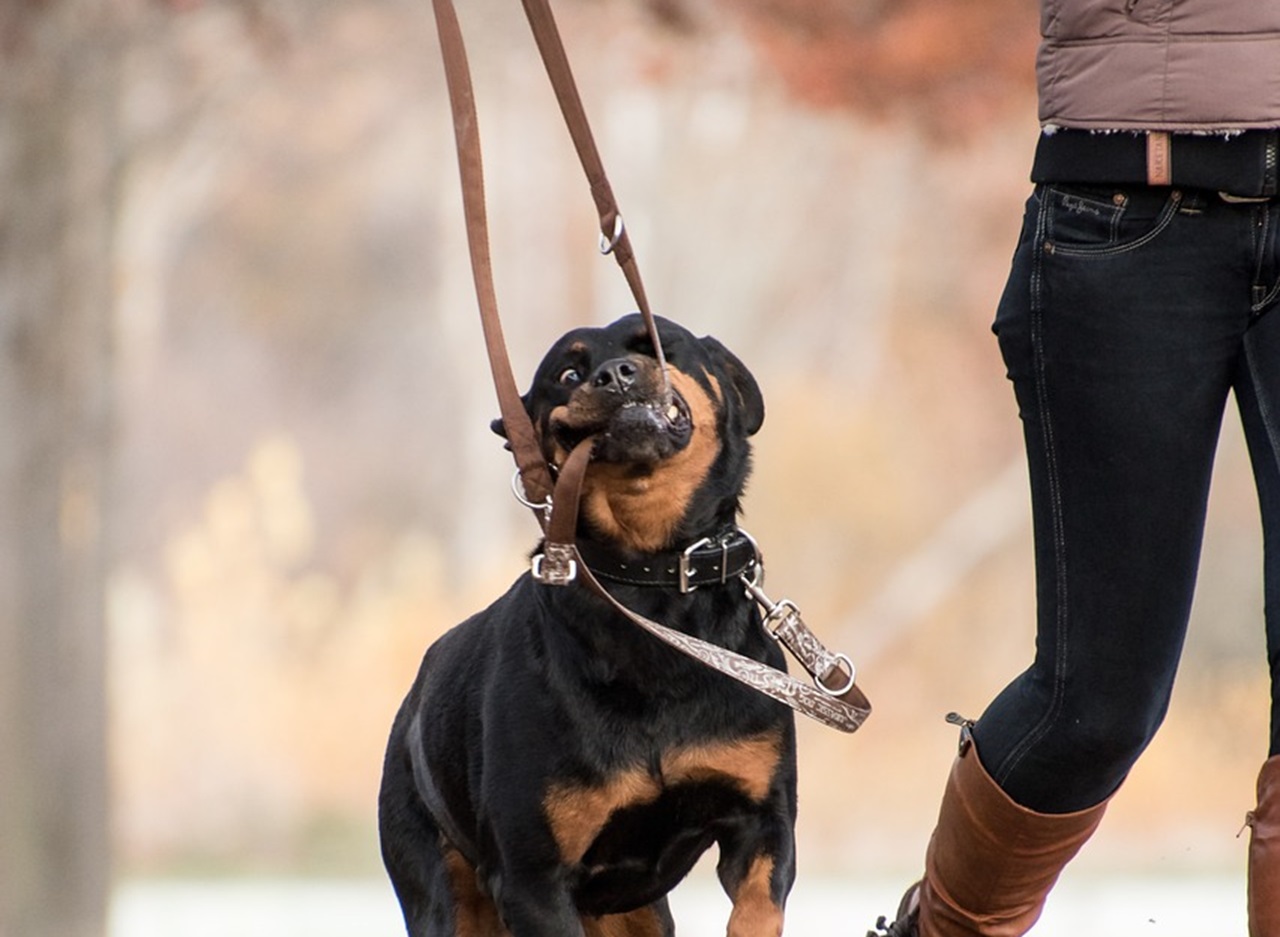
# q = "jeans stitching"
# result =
<box><xmin>993</xmin><ymin>190</ymin><xmax>1069</xmax><ymax>785</ymax></box>
<box><xmin>1246</xmin><ymin>338</ymin><xmax>1280</xmax><ymax>469</ymax></box>
<box><xmin>1254</xmin><ymin>206</ymin><xmax>1280</xmax><ymax>314</ymax></box>
<box><xmin>1255</xmin><ymin>280</ymin><xmax>1280</xmax><ymax>314</ymax></box>
<box><xmin>1047</xmin><ymin>189</ymin><xmax>1182</xmax><ymax>259</ymax></box>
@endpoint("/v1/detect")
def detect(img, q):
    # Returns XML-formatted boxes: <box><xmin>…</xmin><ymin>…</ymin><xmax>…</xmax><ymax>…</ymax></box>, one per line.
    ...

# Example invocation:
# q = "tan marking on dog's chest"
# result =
<box><xmin>542</xmin><ymin>729</ymin><xmax>782</xmax><ymax>865</ymax></box>
<box><xmin>582</xmin><ymin>370</ymin><xmax>722</xmax><ymax>553</ymax></box>
<box><xmin>662</xmin><ymin>732</ymin><xmax>779</xmax><ymax>801</ymax></box>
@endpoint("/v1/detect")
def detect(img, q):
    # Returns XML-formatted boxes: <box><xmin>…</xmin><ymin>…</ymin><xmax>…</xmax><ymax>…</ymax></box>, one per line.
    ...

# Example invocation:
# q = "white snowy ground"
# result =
<box><xmin>111</xmin><ymin>869</ymin><xmax>1246</xmax><ymax>936</ymax></box>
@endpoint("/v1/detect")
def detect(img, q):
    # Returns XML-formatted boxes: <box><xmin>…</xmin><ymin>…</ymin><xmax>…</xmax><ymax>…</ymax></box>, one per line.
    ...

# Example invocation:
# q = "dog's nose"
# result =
<box><xmin>591</xmin><ymin>358</ymin><xmax>638</xmax><ymax>392</ymax></box>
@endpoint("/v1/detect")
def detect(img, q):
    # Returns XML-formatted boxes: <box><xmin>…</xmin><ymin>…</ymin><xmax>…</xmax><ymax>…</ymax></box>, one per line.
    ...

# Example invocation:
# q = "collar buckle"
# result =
<box><xmin>678</xmin><ymin>536</ymin><xmax>717</xmax><ymax>594</ymax></box>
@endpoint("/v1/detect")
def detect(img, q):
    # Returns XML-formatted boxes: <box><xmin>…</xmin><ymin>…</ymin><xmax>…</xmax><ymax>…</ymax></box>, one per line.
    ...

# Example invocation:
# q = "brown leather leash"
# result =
<box><xmin>517</xmin><ymin>0</ymin><xmax>665</xmax><ymax>382</ymax></box>
<box><xmin>428</xmin><ymin>0</ymin><xmax>870</xmax><ymax>733</ymax></box>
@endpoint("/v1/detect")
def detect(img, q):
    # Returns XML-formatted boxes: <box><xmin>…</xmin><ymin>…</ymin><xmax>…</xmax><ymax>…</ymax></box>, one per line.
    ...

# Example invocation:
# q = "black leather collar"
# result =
<box><xmin>569</xmin><ymin>527</ymin><xmax>759</xmax><ymax>593</ymax></box>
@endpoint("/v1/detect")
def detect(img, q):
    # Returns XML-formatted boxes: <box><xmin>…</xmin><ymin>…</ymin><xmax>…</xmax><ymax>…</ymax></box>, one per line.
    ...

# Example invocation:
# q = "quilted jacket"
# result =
<box><xmin>1038</xmin><ymin>0</ymin><xmax>1280</xmax><ymax>130</ymax></box>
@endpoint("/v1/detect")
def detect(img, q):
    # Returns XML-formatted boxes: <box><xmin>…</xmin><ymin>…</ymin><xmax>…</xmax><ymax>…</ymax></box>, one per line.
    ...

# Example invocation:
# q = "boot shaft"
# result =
<box><xmin>1250</xmin><ymin>755</ymin><xmax>1280</xmax><ymax>937</ymax></box>
<box><xmin>919</xmin><ymin>745</ymin><xmax>1108</xmax><ymax>937</ymax></box>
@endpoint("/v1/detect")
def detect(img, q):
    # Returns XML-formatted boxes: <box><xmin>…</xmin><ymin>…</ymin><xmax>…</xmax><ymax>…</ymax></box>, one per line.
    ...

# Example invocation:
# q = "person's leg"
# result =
<box><xmin>1236</xmin><ymin>218</ymin><xmax>1280</xmax><ymax>935</ymax></box>
<box><xmin>976</xmin><ymin>185</ymin><xmax>1246</xmax><ymax>811</ymax></box>
<box><xmin>871</xmin><ymin>186</ymin><xmax>1254</xmax><ymax>937</ymax></box>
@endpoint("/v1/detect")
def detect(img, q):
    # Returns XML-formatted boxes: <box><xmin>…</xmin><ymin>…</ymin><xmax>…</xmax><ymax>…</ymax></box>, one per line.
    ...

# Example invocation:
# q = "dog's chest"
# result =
<box><xmin>541</xmin><ymin>728</ymin><xmax>782</xmax><ymax>866</ymax></box>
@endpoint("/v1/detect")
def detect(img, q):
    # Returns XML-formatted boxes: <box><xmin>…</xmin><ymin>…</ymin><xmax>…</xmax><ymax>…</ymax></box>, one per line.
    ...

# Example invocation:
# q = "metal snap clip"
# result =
<box><xmin>598</xmin><ymin>214</ymin><xmax>625</xmax><ymax>255</ymax></box>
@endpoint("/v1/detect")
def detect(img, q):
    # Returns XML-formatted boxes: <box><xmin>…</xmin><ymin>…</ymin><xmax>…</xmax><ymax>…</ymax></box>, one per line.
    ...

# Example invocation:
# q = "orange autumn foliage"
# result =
<box><xmin>719</xmin><ymin>0</ymin><xmax>1040</xmax><ymax>132</ymax></box>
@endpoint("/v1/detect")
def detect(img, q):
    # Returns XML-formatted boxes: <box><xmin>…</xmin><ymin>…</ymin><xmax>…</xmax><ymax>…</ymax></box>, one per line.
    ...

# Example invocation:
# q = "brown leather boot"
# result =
<box><xmin>871</xmin><ymin>739</ymin><xmax>1108</xmax><ymax>937</ymax></box>
<box><xmin>1249</xmin><ymin>755</ymin><xmax>1280</xmax><ymax>937</ymax></box>
<box><xmin>920</xmin><ymin>742</ymin><xmax>1108</xmax><ymax>936</ymax></box>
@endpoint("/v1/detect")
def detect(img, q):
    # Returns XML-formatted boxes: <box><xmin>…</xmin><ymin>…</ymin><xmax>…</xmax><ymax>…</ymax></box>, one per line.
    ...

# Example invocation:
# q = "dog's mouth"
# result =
<box><xmin>551</xmin><ymin>389</ymin><xmax>692</xmax><ymax>466</ymax></box>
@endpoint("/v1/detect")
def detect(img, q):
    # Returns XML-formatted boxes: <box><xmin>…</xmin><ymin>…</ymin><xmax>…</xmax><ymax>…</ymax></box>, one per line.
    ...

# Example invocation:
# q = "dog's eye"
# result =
<box><xmin>558</xmin><ymin>367</ymin><xmax>583</xmax><ymax>386</ymax></box>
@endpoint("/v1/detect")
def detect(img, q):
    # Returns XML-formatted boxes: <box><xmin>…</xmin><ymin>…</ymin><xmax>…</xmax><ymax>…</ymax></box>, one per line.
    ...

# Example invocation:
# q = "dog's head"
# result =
<box><xmin>493</xmin><ymin>314</ymin><xmax>764</xmax><ymax>553</ymax></box>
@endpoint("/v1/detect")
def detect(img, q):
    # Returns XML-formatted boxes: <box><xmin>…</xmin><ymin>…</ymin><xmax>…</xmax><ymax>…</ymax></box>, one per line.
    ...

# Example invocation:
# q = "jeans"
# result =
<box><xmin>972</xmin><ymin>184</ymin><xmax>1280</xmax><ymax>814</ymax></box>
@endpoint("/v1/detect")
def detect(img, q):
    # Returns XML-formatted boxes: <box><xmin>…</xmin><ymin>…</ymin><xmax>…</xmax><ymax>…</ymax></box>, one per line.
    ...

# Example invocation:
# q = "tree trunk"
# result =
<box><xmin>0</xmin><ymin>2</ymin><xmax>119</xmax><ymax>934</ymax></box>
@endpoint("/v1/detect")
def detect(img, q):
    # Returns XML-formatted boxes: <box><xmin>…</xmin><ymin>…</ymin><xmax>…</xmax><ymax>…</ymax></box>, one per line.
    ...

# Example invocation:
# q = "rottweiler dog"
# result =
<box><xmin>378</xmin><ymin>314</ymin><xmax>796</xmax><ymax>936</ymax></box>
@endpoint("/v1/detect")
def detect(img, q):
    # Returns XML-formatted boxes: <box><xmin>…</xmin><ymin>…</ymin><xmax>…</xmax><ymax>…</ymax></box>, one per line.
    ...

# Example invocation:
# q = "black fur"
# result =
<box><xmin>378</xmin><ymin>315</ymin><xmax>796</xmax><ymax>936</ymax></box>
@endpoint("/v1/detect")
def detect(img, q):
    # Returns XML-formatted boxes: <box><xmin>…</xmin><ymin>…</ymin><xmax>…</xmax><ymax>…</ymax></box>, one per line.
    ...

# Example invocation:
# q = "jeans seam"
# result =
<box><xmin>1253</xmin><ymin>205</ymin><xmax>1280</xmax><ymax>314</ymax></box>
<box><xmin>1246</xmin><ymin>338</ymin><xmax>1280</xmax><ymax>465</ymax></box>
<box><xmin>993</xmin><ymin>190</ymin><xmax>1069</xmax><ymax>786</ymax></box>
<box><xmin>1046</xmin><ymin>189</ymin><xmax>1183</xmax><ymax>259</ymax></box>
<box><xmin>1255</xmin><ymin>280</ymin><xmax>1280</xmax><ymax>314</ymax></box>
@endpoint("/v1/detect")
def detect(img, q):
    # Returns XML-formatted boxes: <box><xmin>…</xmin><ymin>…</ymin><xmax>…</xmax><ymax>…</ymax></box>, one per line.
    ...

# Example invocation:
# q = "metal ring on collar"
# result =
<box><xmin>511</xmin><ymin>469</ymin><xmax>552</xmax><ymax>514</ymax></box>
<box><xmin>815</xmin><ymin>653</ymin><xmax>856</xmax><ymax>697</ymax></box>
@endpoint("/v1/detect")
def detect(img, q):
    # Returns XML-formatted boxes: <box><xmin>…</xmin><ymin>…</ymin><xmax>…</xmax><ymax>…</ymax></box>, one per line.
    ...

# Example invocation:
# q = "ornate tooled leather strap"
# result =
<box><xmin>540</xmin><ymin>439</ymin><xmax>872</xmax><ymax>734</ymax></box>
<box><xmin>578</xmin><ymin>555</ymin><xmax>872</xmax><ymax>734</ymax></box>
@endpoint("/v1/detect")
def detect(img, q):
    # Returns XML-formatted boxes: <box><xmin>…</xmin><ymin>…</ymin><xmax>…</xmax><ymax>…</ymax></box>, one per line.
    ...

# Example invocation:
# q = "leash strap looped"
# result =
<box><xmin>516</xmin><ymin>0</ymin><xmax>670</xmax><ymax>385</ymax></box>
<box><xmin>430</xmin><ymin>0</ymin><xmax>669</xmax><ymax>524</ymax></box>
<box><xmin>429</xmin><ymin>0</ymin><xmax>555</xmax><ymax>515</ymax></box>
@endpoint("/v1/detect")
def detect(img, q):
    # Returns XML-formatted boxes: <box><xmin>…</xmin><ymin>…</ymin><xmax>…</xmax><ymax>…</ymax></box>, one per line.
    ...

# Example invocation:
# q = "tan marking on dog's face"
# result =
<box><xmin>583</xmin><ymin>906</ymin><xmax>669</xmax><ymax>937</ymax></box>
<box><xmin>726</xmin><ymin>856</ymin><xmax>783</xmax><ymax>937</ymax></box>
<box><xmin>544</xmin><ymin>402</ymin><xmax>574</xmax><ymax>467</ymax></box>
<box><xmin>580</xmin><ymin>368</ymin><xmax>721</xmax><ymax>552</ymax></box>
<box><xmin>542</xmin><ymin>729</ymin><xmax>782</xmax><ymax>866</ymax></box>
<box><xmin>441</xmin><ymin>841</ymin><xmax>509</xmax><ymax>936</ymax></box>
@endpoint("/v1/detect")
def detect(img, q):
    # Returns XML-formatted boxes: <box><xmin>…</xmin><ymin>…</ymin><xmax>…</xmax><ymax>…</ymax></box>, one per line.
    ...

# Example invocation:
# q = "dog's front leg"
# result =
<box><xmin>721</xmin><ymin>854</ymin><xmax>785</xmax><ymax>937</ymax></box>
<box><xmin>716</xmin><ymin>817</ymin><xmax>795</xmax><ymax>937</ymax></box>
<box><xmin>491</xmin><ymin>873</ymin><xmax>586</xmax><ymax>937</ymax></box>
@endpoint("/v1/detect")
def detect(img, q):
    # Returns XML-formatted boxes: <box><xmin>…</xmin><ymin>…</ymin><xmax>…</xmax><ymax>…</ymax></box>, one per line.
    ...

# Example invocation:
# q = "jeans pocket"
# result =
<box><xmin>1043</xmin><ymin>184</ymin><xmax>1182</xmax><ymax>258</ymax></box>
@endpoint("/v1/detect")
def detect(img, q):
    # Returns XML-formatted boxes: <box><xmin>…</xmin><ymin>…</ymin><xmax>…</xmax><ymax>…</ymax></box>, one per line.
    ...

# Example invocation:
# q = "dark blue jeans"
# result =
<box><xmin>972</xmin><ymin>184</ymin><xmax>1280</xmax><ymax>814</ymax></box>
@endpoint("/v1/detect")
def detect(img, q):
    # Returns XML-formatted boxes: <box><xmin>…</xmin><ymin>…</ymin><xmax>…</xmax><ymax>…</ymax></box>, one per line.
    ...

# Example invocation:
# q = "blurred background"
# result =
<box><xmin>0</xmin><ymin>0</ymin><xmax>1269</xmax><ymax>934</ymax></box>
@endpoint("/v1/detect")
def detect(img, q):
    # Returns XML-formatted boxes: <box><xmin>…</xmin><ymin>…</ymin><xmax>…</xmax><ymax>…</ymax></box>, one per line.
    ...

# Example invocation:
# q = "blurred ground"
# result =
<box><xmin>110</xmin><ymin>870</ymin><xmax>1248</xmax><ymax>936</ymax></box>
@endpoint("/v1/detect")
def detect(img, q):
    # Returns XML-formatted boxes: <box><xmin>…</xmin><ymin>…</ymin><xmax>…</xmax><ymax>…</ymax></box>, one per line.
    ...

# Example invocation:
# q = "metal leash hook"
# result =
<box><xmin>742</xmin><ymin>567</ymin><xmax>857</xmax><ymax>698</ymax></box>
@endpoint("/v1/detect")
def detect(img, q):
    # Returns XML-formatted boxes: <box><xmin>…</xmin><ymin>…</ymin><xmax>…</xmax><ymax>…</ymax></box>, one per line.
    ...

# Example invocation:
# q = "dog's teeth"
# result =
<box><xmin>667</xmin><ymin>404</ymin><xmax>680</xmax><ymax>421</ymax></box>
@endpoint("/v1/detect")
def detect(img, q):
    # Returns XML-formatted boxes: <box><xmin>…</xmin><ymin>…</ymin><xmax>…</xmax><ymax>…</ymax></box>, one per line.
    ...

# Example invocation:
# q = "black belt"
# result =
<box><xmin>1032</xmin><ymin>128</ymin><xmax>1279</xmax><ymax>198</ymax></box>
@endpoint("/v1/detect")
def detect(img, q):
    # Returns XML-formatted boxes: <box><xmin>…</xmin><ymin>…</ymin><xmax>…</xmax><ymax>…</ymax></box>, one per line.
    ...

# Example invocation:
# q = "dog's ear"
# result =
<box><xmin>700</xmin><ymin>336</ymin><xmax>765</xmax><ymax>437</ymax></box>
<box><xmin>490</xmin><ymin>416</ymin><xmax>516</xmax><ymax>452</ymax></box>
<box><xmin>492</xmin><ymin>389</ymin><xmax>538</xmax><ymax>449</ymax></box>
